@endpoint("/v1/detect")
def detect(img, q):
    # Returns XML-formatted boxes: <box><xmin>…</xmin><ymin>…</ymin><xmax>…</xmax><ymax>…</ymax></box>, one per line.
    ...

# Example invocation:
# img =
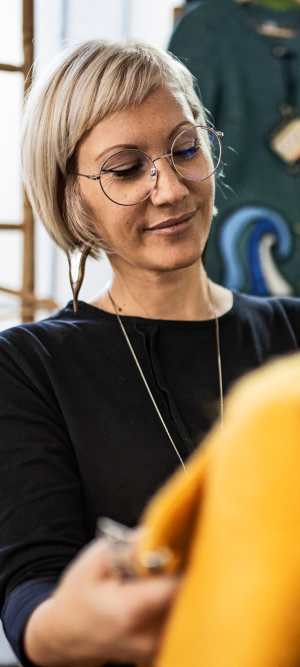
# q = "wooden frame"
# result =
<box><xmin>0</xmin><ymin>0</ymin><xmax>56</xmax><ymax>322</ymax></box>
<box><xmin>174</xmin><ymin>6</ymin><xmax>185</xmax><ymax>22</ymax></box>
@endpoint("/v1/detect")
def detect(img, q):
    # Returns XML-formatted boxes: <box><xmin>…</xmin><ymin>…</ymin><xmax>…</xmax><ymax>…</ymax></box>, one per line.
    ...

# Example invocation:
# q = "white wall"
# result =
<box><xmin>0</xmin><ymin>0</ymin><xmax>23</xmax><ymax>327</ymax></box>
<box><xmin>0</xmin><ymin>0</ymin><xmax>183</xmax><ymax>659</ymax></box>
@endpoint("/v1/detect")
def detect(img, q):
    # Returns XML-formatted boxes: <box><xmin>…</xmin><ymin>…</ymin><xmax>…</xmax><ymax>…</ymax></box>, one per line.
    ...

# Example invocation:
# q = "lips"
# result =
<box><xmin>145</xmin><ymin>211</ymin><xmax>196</xmax><ymax>232</ymax></box>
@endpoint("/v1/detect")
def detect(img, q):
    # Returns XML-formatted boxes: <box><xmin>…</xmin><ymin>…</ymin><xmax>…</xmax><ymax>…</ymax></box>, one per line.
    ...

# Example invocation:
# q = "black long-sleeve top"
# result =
<box><xmin>0</xmin><ymin>291</ymin><xmax>299</xmax><ymax>666</ymax></box>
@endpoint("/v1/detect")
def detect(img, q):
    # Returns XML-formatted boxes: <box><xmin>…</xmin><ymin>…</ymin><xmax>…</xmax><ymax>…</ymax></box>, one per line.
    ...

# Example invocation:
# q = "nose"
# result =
<box><xmin>149</xmin><ymin>157</ymin><xmax>189</xmax><ymax>207</ymax></box>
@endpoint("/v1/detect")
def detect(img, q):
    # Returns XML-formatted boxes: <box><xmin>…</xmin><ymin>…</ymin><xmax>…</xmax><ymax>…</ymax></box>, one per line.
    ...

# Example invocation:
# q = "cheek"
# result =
<box><xmin>79</xmin><ymin>175</ymin><xmax>96</xmax><ymax>201</ymax></box>
<box><xmin>84</xmin><ymin>190</ymin><xmax>142</xmax><ymax>247</ymax></box>
<box><xmin>194</xmin><ymin>178</ymin><xmax>215</xmax><ymax>213</ymax></box>
<box><xmin>78</xmin><ymin>180</ymin><xmax>102</xmax><ymax>224</ymax></box>
<box><xmin>80</xmin><ymin>180</ymin><xmax>113</xmax><ymax>227</ymax></box>
<box><xmin>75</xmin><ymin>167</ymin><xmax>133</xmax><ymax>248</ymax></box>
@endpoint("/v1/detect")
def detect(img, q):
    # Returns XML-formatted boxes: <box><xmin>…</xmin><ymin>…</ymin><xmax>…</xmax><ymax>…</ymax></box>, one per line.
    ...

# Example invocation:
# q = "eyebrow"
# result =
<box><xmin>94</xmin><ymin>121</ymin><xmax>192</xmax><ymax>163</ymax></box>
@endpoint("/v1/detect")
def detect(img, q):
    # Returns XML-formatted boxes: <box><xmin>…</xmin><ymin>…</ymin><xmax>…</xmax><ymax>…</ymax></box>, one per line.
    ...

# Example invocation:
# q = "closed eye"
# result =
<box><xmin>101</xmin><ymin>163</ymin><xmax>144</xmax><ymax>179</ymax></box>
<box><xmin>173</xmin><ymin>144</ymin><xmax>201</xmax><ymax>160</ymax></box>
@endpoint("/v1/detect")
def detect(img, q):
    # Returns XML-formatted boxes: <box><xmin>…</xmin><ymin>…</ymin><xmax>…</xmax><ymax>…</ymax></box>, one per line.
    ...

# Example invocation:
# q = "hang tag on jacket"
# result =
<box><xmin>257</xmin><ymin>21</ymin><xmax>297</xmax><ymax>38</ymax></box>
<box><xmin>269</xmin><ymin>114</ymin><xmax>300</xmax><ymax>167</ymax></box>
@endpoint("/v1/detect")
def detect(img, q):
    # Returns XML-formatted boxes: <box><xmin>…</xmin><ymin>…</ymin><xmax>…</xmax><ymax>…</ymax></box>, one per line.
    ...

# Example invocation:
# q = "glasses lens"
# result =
<box><xmin>100</xmin><ymin>149</ymin><xmax>155</xmax><ymax>205</ymax></box>
<box><xmin>171</xmin><ymin>126</ymin><xmax>221</xmax><ymax>182</ymax></box>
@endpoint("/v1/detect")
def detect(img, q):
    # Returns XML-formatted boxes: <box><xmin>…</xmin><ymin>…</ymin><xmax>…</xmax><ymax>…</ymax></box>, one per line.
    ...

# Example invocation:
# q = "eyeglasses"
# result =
<box><xmin>73</xmin><ymin>124</ymin><xmax>224</xmax><ymax>206</ymax></box>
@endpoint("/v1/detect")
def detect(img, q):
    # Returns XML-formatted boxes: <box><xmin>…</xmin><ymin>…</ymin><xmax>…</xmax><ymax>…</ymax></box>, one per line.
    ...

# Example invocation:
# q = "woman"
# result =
<box><xmin>0</xmin><ymin>39</ymin><xmax>299</xmax><ymax>667</ymax></box>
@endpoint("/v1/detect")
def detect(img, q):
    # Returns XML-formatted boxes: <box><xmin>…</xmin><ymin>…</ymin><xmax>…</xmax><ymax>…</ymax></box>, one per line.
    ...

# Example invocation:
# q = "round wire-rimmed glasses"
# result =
<box><xmin>74</xmin><ymin>124</ymin><xmax>224</xmax><ymax>206</ymax></box>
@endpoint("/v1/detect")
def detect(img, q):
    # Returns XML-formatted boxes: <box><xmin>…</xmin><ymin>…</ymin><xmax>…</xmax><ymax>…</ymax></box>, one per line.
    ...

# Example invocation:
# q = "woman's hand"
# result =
<box><xmin>24</xmin><ymin>538</ymin><xmax>178</xmax><ymax>667</ymax></box>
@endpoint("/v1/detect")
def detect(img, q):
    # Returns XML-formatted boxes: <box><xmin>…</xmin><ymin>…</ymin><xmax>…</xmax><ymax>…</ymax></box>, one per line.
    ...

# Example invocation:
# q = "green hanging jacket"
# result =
<box><xmin>169</xmin><ymin>0</ymin><xmax>300</xmax><ymax>295</ymax></box>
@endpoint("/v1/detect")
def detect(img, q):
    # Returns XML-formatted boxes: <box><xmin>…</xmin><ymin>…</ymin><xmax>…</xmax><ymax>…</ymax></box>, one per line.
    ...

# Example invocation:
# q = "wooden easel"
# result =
<box><xmin>0</xmin><ymin>0</ymin><xmax>56</xmax><ymax>323</ymax></box>
<box><xmin>174</xmin><ymin>5</ymin><xmax>186</xmax><ymax>23</ymax></box>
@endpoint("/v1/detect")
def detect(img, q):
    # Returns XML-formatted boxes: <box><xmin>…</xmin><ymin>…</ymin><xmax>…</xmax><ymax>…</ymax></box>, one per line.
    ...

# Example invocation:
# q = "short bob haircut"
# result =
<box><xmin>22</xmin><ymin>40</ymin><xmax>207</xmax><ymax>258</ymax></box>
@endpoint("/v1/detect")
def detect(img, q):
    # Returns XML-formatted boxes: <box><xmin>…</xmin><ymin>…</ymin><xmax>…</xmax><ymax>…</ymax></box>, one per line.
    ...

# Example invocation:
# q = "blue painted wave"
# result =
<box><xmin>219</xmin><ymin>206</ymin><xmax>292</xmax><ymax>295</ymax></box>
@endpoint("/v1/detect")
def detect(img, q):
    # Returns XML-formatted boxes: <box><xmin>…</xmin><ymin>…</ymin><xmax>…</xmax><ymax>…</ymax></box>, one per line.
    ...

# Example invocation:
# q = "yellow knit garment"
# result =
<box><xmin>137</xmin><ymin>353</ymin><xmax>300</xmax><ymax>667</ymax></box>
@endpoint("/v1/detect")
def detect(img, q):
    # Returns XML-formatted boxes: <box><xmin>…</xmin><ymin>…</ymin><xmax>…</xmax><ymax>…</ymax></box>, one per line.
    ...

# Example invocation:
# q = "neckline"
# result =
<box><xmin>65</xmin><ymin>290</ymin><xmax>238</xmax><ymax>327</ymax></box>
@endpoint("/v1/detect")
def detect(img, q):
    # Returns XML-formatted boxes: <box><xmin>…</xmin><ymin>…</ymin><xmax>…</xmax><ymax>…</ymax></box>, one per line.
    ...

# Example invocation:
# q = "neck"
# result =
<box><xmin>251</xmin><ymin>0</ymin><xmax>300</xmax><ymax>10</ymax></box>
<box><xmin>104</xmin><ymin>262</ymin><xmax>227</xmax><ymax>321</ymax></box>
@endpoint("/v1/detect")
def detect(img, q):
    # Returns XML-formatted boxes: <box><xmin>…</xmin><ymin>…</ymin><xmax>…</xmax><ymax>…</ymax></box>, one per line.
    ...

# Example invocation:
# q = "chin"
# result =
<box><xmin>145</xmin><ymin>223</ymin><xmax>210</xmax><ymax>272</ymax></box>
<box><xmin>146</xmin><ymin>249</ymin><xmax>203</xmax><ymax>273</ymax></box>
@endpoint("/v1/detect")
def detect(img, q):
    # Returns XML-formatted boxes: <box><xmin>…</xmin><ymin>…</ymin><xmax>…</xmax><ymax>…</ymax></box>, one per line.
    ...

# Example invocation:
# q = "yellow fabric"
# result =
<box><xmin>138</xmin><ymin>353</ymin><xmax>300</xmax><ymax>667</ymax></box>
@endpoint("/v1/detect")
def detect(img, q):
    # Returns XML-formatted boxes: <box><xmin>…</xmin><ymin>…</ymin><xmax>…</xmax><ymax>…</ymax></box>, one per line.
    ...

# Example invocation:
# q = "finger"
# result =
<box><xmin>107</xmin><ymin>622</ymin><xmax>164</xmax><ymax>665</ymax></box>
<box><xmin>120</xmin><ymin>607</ymin><xmax>174</xmax><ymax>665</ymax></box>
<box><xmin>63</xmin><ymin>538</ymin><xmax>119</xmax><ymax>582</ymax></box>
<box><xmin>123</xmin><ymin>576</ymin><xmax>179</xmax><ymax>627</ymax></box>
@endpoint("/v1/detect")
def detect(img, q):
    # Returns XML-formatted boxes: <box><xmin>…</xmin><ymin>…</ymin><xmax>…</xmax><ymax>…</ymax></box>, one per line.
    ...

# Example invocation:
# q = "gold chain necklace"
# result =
<box><xmin>108</xmin><ymin>291</ymin><xmax>224</xmax><ymax>472</ymax></box>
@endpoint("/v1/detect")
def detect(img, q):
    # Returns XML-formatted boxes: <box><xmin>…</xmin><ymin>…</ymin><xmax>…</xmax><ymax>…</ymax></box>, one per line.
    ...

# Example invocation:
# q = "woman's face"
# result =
<box><xmin>77</xmin><ymin>86</ymin><xmax>215</xmax><ymax>276</ymax></box>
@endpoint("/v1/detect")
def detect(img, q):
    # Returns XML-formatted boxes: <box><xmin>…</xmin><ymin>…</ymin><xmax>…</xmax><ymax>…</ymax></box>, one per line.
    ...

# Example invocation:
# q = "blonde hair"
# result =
<box><xmin>22</xmin><ymin>40</ymin><xmax>206</xmax><ymax>258</ymax></box>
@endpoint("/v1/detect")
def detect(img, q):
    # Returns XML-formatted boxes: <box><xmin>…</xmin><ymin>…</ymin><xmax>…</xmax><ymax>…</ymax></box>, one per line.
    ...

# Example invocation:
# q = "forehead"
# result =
<box><xmin>79</xmin><ymin>87</ymin><xmax>194</xmax><ymax>161</ymax></box>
